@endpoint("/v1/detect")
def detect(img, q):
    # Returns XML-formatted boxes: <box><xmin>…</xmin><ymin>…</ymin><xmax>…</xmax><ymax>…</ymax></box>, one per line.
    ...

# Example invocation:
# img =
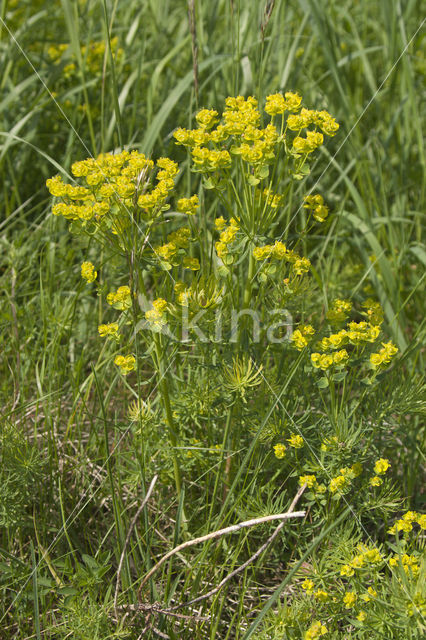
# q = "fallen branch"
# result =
<box><xmin>137</xmin><ymin>486</ymin><xmax>306</xmax><ymax>605</ymax></box>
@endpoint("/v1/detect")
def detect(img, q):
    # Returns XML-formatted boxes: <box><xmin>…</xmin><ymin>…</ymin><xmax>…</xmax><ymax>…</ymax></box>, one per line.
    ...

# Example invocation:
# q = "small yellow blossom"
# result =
<box><xmin>215</xmin><ymin>216</ymin><xmax>227</xmax><ymax>230</ymax></box>
<box><xmin>183</xmin><ymin>257</ymin><xmax>200</xmax><ymax>270</ymax></box>
<box><xmin>357</xmin><ymin>611</ymin><xmax>366</xmax><ymax>622</ymax></box>
<box><xmin>340</xmin><ymin>564</ymin><xmax>355</xmax><ymax>577</ymax></box>
<box><xmin>314</xmin><ymin>589</ymin><xmax>329</xmax><ymax>602</ymax></box>
<box><xmin>304</xmin><ymin>621</ymin><xmax>327</xmax><ymax>640</ymax></box>
<box><xmin>301</xmin><ymin>579</ymin><xmax>315</xmax><ymax>593</ymax></box>
<box><xmin>98</xmin><ymin>323</ymin><xmax>119</xmax><ymax>337</ymax></box>
<box><xmin>370</xmin><ymin>476</ymin><xmax>383</xmax><ymax>487</ymax></box>
<box><xmin>107</xmin><ymin>285</ymin><xmax>131</xmax><ymax>310</ymax></box>
<box><xmin>114</xmin><ymin>355</ymin><xmax>136</xmax><ymax>375</ymax></box>
<box><xmin>343</xmin><ymin>592</ymin><xmax>357</xmax><ymax>609</ymax></box>
<box><xmin>177</xmin><ymin>195</ymin><xmax>199</xmax><ymax>215</ymax></box>
<box><xmin>81</xmin><ymin>261</ymin><xmax>97</xmax><ymax>283</ymax></box>
<box><xmin>374</xmin><ymin>458</ymin><xmax>390</xmax><ymax>474</ymax></box>
<box><xmin>299</xmin><ymin>475</ymin><xmax>316</xmax><ymax>488</ymax></box>
<box><xmin>287</xmin><ymin>434</ymin><xmax>304</xmax><ymax>448</ymax></box>
<box><xmin>329</xmin><ymin>475</ymin><xmax>349</xmax><ymax>493</ymax></box>
<box><xmin>273</xmin><ymin>443</ymin><xmax>286</xmax><ymax>459</ymax></box>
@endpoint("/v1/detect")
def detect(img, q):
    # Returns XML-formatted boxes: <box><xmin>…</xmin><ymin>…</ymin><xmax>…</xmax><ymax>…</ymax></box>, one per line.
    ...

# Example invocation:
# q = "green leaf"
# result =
<box><xmin>317</xmin><ymin>376</ymin><xmax>329</xmax><ymax>388</ymax></box>
<box><xmin>247</xmin><ymin>174</ymin><xmax>260</xmax><ymax>186</ymax></box>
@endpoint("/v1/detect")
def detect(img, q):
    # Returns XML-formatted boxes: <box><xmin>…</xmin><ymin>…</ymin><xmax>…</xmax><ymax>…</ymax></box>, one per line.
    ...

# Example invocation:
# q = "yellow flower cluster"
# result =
<box><xmin>362</xmin><ymin>298</ymin><xmax>384</xmax><ymax>326</ymax></box>
<box><xmin>374</xmin><ymin>458</ymin><xmax>390</xmax><ymax>474</ymax></box>
<box><xmin>287</xmin><ymin>107</ymin><xmax>339</xmax><ymax>136</ymax></box>
<box><xmin>155</xmin><ymin>227</ymin><xmax>193</xmax><ymax>267</ymax></box>
<box><xmin>346</xmin><ymin>321</ymin><xmax>381</xmax><ymax>344</ymax></box>
<box><xmin>81</xmin><ymin>261</ymin><xmax>97</xmax><ymax>283</ymax></box>
<box><xmin>273</xmin><ymin>443</ymin><xmax>286</xmax><ymax>459</ymax></box>
<box><xmin>388</xmin><ymin>511</ymin><xmax>425</xmax><ymax>535</ymax></box>
<box><xmin>145</xmin><ymin>298</ymin><xmax>168</xmax><ymax>327</ymax></box>
<box><xmin>311</xmin><ymin>349</ymin><xmax>349</xmax><ymax>370</ymax></box>
<box><xmin>287</xmin><ymin>434</ymin><xmax>304</xmax><ymax>448</ymax></box>
<box><xmin>252</xmin><ymin>242</ymin><xmax>311</xmax><ymax>276</ymax></box>
<box><xmin>304</xmin><ymin>194</ymin><xmax>329</xmax><ymax>222</ymax></box>
<box><xmin>265</xmin><ymin>91</ymin><xmax>302</xmax><ymax>115</ymax></box>
<box><xmin>389</xmin><ymin>553</ymin><xmax>420</xmax><ymax>576</ymax></box>
<box><xmin>48</xmin><ymin>37</ymin><xmax>123</xmax><ymax>76</ymax></box>
<box><xmin>291</xmin><ymin>324</ymin><xmax>315</xmax><ymax>350</ymax></box>
<box><xmin>177</xmin><ymin>195</ymin><xmax>199</xmax><ymax>215</ymax></box>
<box><xmin>340</xmin><ymin>545</ymin><xmax>383</xmax><ymax>578</ymax></box>
<box><xmin>293</xmin><ymin>131</ymin><xmax>324</xmax><ymax>154</ymax></box>
<box><xmin>299</xmin><ymin>474</ymin><xmax>317</xmax><ymax>489</ymax></box>
<box><xmin>360</xmin><ymin>586</ymin><xmax>377</xmax><ymax>602</ymax></box>
<box><xmin>304</xmin><ymin>621</ymin><xmax>327</xmax><ymax>640</ymax></box>
<box><xmin>255</xmin><ymin>187</ymin><xmax>283</xmax><ymax>208</ymax></box>
<box><xmin>106</xmin><ymin>285</ymin><xmax>131</xmax><ymax>310</ymax></box>
<box><xmin>183</xmin><ymin>257</ymin><xmax>200</xmax><ymax>271</ymax></box>
<box><xmin>215</xmin><ymin>217</ymin><xmax>240</xmax><ymax>260</ymax></box>
<box><xmin>302</xmin><ymin>579</ymin><xmax>315</xmax><ymax>593</ymax></box>
<box><xmin>316</xmin><ymin>330</ymin><xmax>347</xmax><ymax>351</ymax></box>
<box><xmin>98</xmin><ymin>323</ymin><xmax>119</xmax><ymax>338</ymax></box>
<box><xmin>114</xmin><ymin>354</ymin><xmax>136</xmax><ymax>375</ymax></box>
<box><xmin>174</xmin><ymin>282</ymin><xmax>189</xmax><ymax>306</ymax></box>
<box><xmin>47</xmin><ymin>151</ymin><xmax>197</xmax><ymax>231</ymax></box>
<box><xmin>314</xmin><ymin>589</ymin><xmax>329</xmax><ymax>602</ymax></box>
<box><xmin>343</xmin><ymin>592</ymin><xmax>357</xmax><ymax>609</ymax></box>
<box><xmin>326</xmin><ymin>299</ymin><xmax>352</xmax><ymax>323</ymax></box>
<box><xmin>231</xmin><ymin>124</ymin><xmax>278</xmax><ymax>166</ymax></box>
<box><xmin>370</xmin><ymin>341</ymin><xmax>398</xmax><ymax>368</ymax></box>
<box><xmin>195</xmin><ymin>108</ymin><xmax>219</xmax><ymax>129</ymax></box>
<box><xmin>192</xmin><ymin>147</ymin><xmax>232</xmax><ymax>172</ymax></box>
<box><xmin>174</xmin><ymin>94</ymin><xmax>338</xmax><ymax>177</ymax></box>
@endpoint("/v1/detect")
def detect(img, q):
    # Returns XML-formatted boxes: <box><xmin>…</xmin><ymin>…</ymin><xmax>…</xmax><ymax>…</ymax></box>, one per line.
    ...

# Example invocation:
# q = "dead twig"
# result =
<box><xmin>168</xmin><ymin>482</ymin><xmax>307</xmax><ymax>611</ymax></box>
<box><xmin>137</xmin><ymin>491</ymin><xmax>306</xmax><ymax>605</ymax></box>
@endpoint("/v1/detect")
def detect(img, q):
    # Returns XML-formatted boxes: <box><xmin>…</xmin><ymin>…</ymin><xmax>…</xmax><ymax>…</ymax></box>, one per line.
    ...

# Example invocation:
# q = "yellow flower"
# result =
<box><xmin>81</xmin><ymin>261</ymin><xmax>97</xmax><ymax>283</ymax></box>
<box><xmin>343</xmin><ymin>592</ymin><xmax>357</xmax><ymax>609</ymax></box>
<box><xmin>417</xmin><ymin>514</ymin><xmax>426</xmax><ymax>529</ymax></box>
<box><xmin>314</xmin><ymin>589</ymin><xmax>329</xmax><ymax>602</ymax></box>
<box><xmin>215</xmin><ymin>216</ymin><xmax>227</xmax><ymax>230</ymax></box>
<box><xmin>107</xmin><ymin>285</ymin><xmax>131</xmax><ymax>310</ymax></box>
<box><xmin>369</xmin><ymin>476</ymin><xmax>383</xmax><ymax>487</ymax></box>
<box><xmin>273</xmin><ymin>443</ymin><xmax>286</xmax><ymax>459</ymax></box>
<box><xmin>98</xmin><ymin>323</ymin><xmax>119</xmax><ymax>337</ymax></box>
<box><xmin>333</xmin><ymin>349</ymin><xmax>349</xmax><ymax>365</ymax></box>
<box><xmin>299</xmin><ymin>475</ymin><xmax>316</xmax><ymax>488</ymax></box>
<box><xmin>301</xmin><ymin>579</ymin><xmax>315</xmax><ymax>593</ymax></box>
<box><xmin>340</xmin><ymin>564</ymin><xmax>355</xmax><ymax>577</ymax></box>
<box><xmin>329</xmin><ymin>475</ymin><xmax>348</xmax><ymax>493</ymax></box>
<box><xmin>195</xmin><ymin>108</ymin><xmax>219</xmax><ymax>129</ymax></box>
<box><xmin>253</xmin><ymin>245</ymin><xmax>274</xmax><ymax>261</ymax></box>
<box><xmin>114</xmin><ymin>355</ymin><xmax>136</xmax><ymax>375</ymax></box>
<box><xmin>374</xmin><ymin>458</ymin><xmax>390</xmax><ymax>474</ymax></box>
<box><xmin>357</xmin><ymin>611</ymin><xmax>366</xmax><ymax>622</ymax></box>
<box><xmin>145</xmin><ymin>298</ymin><xmax>168</xmax><ymax>328</ymax></box>
<box><xmin>265</xmin><ymin>93</ymin><xmax>287</xmax><ymax>116</ymax></box>
<box><xmin>304</xmin><ymin>621</ymin><xmax>327</xmax><ymax>640</ymax></box>
<box><xmin>287</xmin><ymin>434</ymin><xmax>304</xmax><ymax>448</ymax></box>
<box><xmin>177</xmin><ymin>195</ymin><xmax>199</xmax><ymax>215</ymax></box>
<box><xmin>351</xmin><ymin>462</ymin><xmax>363</xmax><ymax>477</ymax></box>
<box><xmin>284</xmin><ymin>91</ymin><xmax>302</xmax><ymax>111</ymax></box>
<box><xmin>183</xmin><ymin>257</ymin><xmax>200</xmax><ymax>271</ymax></box>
